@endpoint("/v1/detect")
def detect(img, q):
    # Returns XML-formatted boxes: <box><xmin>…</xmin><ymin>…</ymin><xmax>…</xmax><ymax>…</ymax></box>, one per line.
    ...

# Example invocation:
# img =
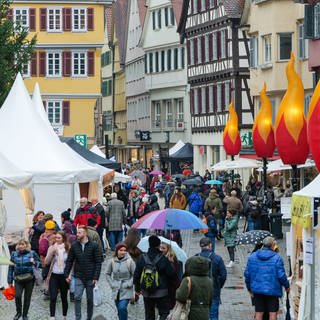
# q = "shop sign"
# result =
<box><xmin>140</xmin><ymin>131</ymin><xmax>151</xmax><ymax>141</ymax></box>
<box><xmin>74</xmin><ymin>134</ymin><xmax>87</xmax><ymax>148</ymax></box>
<box><xmin>291</xmin><ymin>194</ymin><xmax>311</xmax><ymax>228</ymax></box>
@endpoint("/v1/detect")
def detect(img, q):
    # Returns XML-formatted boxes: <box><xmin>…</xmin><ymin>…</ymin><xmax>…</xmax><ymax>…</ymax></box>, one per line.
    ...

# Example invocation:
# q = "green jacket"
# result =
<box><xmin>204</xmin><ymin>192</ymin><xmax>222</xmax><ymax>218</ymax></box>
<box><xmin>176</xmin><ymin>256</ymin><xmax>213</xmax><ymax>320</ymax></box>
<box><xmin>223</xmin><ymin>215</ymin><xmax>238</xmax><ymax>247</ymax></box>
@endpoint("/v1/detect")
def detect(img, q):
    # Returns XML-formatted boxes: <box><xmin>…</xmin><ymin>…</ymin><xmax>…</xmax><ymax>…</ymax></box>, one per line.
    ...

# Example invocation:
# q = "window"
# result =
<box><xmin>212</xmin><ymin>33</ymin><xmax>217</xmax><ymax>60</ymax></box>
<box><xmin>154</xmin><ymin>101</ymin><xmax>161</xmax><ymax>122</ymax></box>
<box><xmin>47</xmin><ymin>52</ymin><xmax>61</xmax><ymax>77</ymax></box>
<box><xmin>181</xmin><ymin>47</ymin><xmax>185</xmax><ymax>69</ymax></box>
<box><xmin>155</xmin><ymin>52</ymin><xmax>159</xmax><ymax>72</ymax></box>
<box><xmin>47</xmin><ymin>100</ymin><xmax>62</xmax><ymax>125</ymax></box>
<box><xmin>177</xmin><ymin>99</ymin><xmax>184</xmax><ymax>120</ymax></box>
<box><xmin>14</xmin><ymin>8</ymin><xmax>28</xmax><ymax>28</ymax></box>
<box><xmin>298</xmin><ymin>24</ymin><xmax>308</xmax><ymax>60</ymax></box>
<box><xmin>72</xmin><ymin>8</ymin><xmax>87</xmax><ymax>31</ymax></box>
<box><xmin>209</xmin><ymin>85</ymin><xmax>214</xmax><ymax>113</ymax></box>
<box><xmin>225</xmin><ymin>81</ymin><xmax>230</xmax><ymax>107</ymax></box>
<box><xmin>194</xmin><ymin>89</ymin><xmax>198</xmax><ymax>114</ymax></box>
<box><xmin>278</xmin><ymin>33</ymin><xmax>292</xmax><ymax>61</ymax></box>
<box><xmin>304</xmin><ymin>94</ymin><xmax>312</xmax><ymax>117</ymax></box>
<box><xmin>201</xmin><ymin>87</ymin><xmax>206</xmax><ymax>113</ymax></box>
<box><xmin>170</xmin><ymin>8</ymin><xmax>175</xmax><ymax>26</ymax></box>
<box><xmin>101</xmin><ymin>51</ymin><xmax>111</xmax><ymax>67</ymax></box>
<box><xmin>315</xmin><ymin>4</ymin><xmax>320</xmax><ymax>38</ymax></box>
<box><xmin>221</xmin><ymin>29</ymin><xmax>227</xmax><ymax>59</ymax></box>
<box><xmin>174</xmin><ymin>48</ymin><xmax>178</xmax><ymax>70</ymax></box>
<box><xmin>21</xmin><ymin>62</ymin><xmax>30</xmax><ymax>78</ymax></box>
<box><xmin>149</xmin><ymin>52</ymin><xmax>153</xmax><ymax>73</ymax></box>
<box><xmin>165</xmin><ymin>100</ymin><xmax>173</xmax><ymax>120</ymax></box>
<box><xmin>197</xmin><ymin>37</ymin><xmax>201</xmax><ymax>64</ymax></box>
<box><xmin>210</xmin><ymin>0</ymin><xmax>217</xmax><ymax>8</ymax></box>
<box><xmin>193</xmin><ymin>0</ymin><xmax>198</xmax><ymax>14</ymax></box>
<box><xmin>204</xmin><ymin>35</ymin><xmax>209</xmax><ymax>62</ymax></box>
<box><xmin>263</xmin><ymin>34</ymin><xmax>272</xmax><ymax>63</ymax></box>
<box><xmin>72</xmin><ymin>51</ymin><xmax>87</xmax><ymax>76</ymax></box>
<box><xmin>270</xmin><ymin>98</ymin><xmax>277</xmax><ymax>124</ymax></box>
<box><xmin>157</xmin><ymin>10</ymin><xmax>162</xmax><ymax>29</ymax></box>
<box><xmin>190</xmin><ymin>39</ymin><xmax>195</xmax><ymax>65</ymax></box>
<box><xmin>48</xmin><ymin>8</ymin><xmax>62</xmax><ymax>32</ymax></box>
<box><xmin>201</xmin><ymin>0</ymin><xmax>206</xmax><ymax>11</ymax></box>
<box><xmin>102</xmin><ymin>79</ymin><xmax>112</xmax><ymax>96</ymax></box>
<box><xmin>249</xmin><ymin>36</ymin><xmax>258</xmax><ymax>67</ymax></box>
<box><xmin>161</xmin><ymin>51</ymin><xmax>165</xmax><ymax>71</ymax></box>
<box><xmin>167</xmin><ymin>49</ymin><xmax>171</xmax><ymax>70</ymax></box>
<box><xmin>165</xmin><ymin>7</ymin><xmax>168</xmax><ymax>26</ymax></box>
<box><xmin>152</xmin><ymin>11</ymin><xmax>156</xmax><ymax>30</ymax></box>
<box><xmin>217</xmin><ymin>83</ymin><xmax>221</xmax><ymax>112</ymax></box>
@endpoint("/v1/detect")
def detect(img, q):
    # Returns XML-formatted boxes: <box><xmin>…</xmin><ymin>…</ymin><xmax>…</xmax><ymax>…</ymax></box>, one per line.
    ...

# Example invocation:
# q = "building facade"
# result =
<box><xmin>243</xmin><ymin>0</ymin><xmax>313</xmax><ymax>123</ymax></box>
<box><xmin>125</xmin><ymin>0</ymin><xmax>152</xmax><ymax>167</ymax></box>
<box><xmin>12</xmin><ymin>0</ymin><xmax>111</xmax><ymax>146</ymax></box>
<box><xmin>139</xmin><ymin>0</ymin><xmax>191</xmax><ymax>172</ymax></box>
<box><xmin>178</xmin><ymin>0</ymin><xmax>253</xmax><ymax>174</ymax></box>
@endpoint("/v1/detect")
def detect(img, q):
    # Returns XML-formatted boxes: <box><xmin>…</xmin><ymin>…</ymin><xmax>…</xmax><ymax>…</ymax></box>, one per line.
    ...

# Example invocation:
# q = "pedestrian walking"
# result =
<box><xmin>127</xmin><ymin>189</ymin><xmax>141</xmax><ymax>226</ymax></box>
<box><xmin>73</xmin><ymin>197</ymin><xmax>100</xmax><ymax>227</ymax></box>
<box><xmin>175</xmin><ymin>255</ymin><xmax>213</xmax><ymax>320</ymax></box>
<box><xmin>187</xmin><ymin>187</ymin><xmax>204</xmax><ymax>219</ymax></box>
<box><xmin>61</xmin><ymin>210</ymin><xmax>76</xmax><ymax>245</ymax></box>
<box><xmin>201</xmin><ymin>209</ymin><xmax>218</xmax><ymax>252</ymax></box>
<box><xmin>197</xmin><ymin>237</ymin><xmax>227</xmax><ymax>320</ymax></box>
<box><xmin>133</xmin><ymin>235</ymin><xmax>177</xmax><ymax>320</ymax></box>
<box><xmin>106</xmin><ymin>243</ymin><xmax>135</xmax><ymax>320</ymax></box>
<box><xmin>223</xmin><ymin>210</ymin><xmax>238</xmax><ymax>268</ymax></box>
<box><xmin>105</xmin><ymin>193</ymin><xmax>127</xmax><ymax>251</ymax></box>
<box><xmin>39</xmin><ymin>220</ymin><xmax>57</xmax><ymax>265</ymax></box>
<box><xmin>8</xmin><ymin>238</ymin><xmax>41</xmax><ymax>320</ymax></box>
<box><xmin>244</xmin><ymin>236</ymin><xmax>290</xmax><ymax>320</ymax></box>
<box><xmin>64</xmin><ymin>226</ymin><xmax>103</xmax><ymax>320</ymax></box>
<box><xmin>223</xmin><ymin>190</ymin><xmax>243</xmax><ymax>216</ymax></box>
<box><xmin>170</xmin><ymin>186</ymin><xmax>187</xmax><ymax>209</ymax></box>
<box><xmin>45</xmin><ymin>231</ymin><xmax>70</xmax><ymax>320</ymax></box>
<box><xmin>91</xmin><ymin>197</ymin><xmax>107</xmax><ymax>255</ymax></box>
<box><xmin>87</xmin><ymin>217</ymin><xmax>104</xmax><ymax>254</ymax></box>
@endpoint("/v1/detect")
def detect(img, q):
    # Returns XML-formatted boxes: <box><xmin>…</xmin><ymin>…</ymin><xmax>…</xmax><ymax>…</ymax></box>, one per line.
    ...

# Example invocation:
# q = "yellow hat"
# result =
<box><xmin>45</xmin><ymin>220</ymin><xmax>55</xmax><ymax>230</ymax></box>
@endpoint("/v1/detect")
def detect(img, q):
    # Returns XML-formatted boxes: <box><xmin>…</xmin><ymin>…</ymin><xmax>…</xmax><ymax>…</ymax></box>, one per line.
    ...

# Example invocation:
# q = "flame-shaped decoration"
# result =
<box><xmin>274</xmin><ymin>53</ymin><xmax>309</xmax><ymax>165</ymax></box>
<box><xmin>223</xmin><ymin>102</ymin><xmax>241</xmax><ymax>156</ymax></box>
<box><xmin>252</xmin><ymin>83</ymin><xmax>275</xmax><ymax>158</ymax></box>
<box><xmin>307</xmin><ymin>80</ymin><xmax>320</xmax><ymax>171</ymax></box>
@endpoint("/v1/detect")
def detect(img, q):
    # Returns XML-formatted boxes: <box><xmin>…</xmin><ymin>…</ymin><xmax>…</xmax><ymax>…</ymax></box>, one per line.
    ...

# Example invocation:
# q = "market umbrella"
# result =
<box><xmin>130</xmin><ymin>170</ymin><xmax>146</xmax><ymax>184</ymax></box>
<box><xmin>172</xmin><ymin>174</ymin><xmax>185</xmax><ymax>179</ymax></box>
<box><xmin>235</xmin><ymin>230</ymin><xmax>273</xmax><ymax>245</ymax></box>
<box><xmin>205</xmin><ymin>179</ymin><xmax>223</xmax><ymax>185</ymax></box>
<box><xmin>150</xmin><ymin>170</ymin><xmax>164</xmax><ymax>175</ymax></box>
<box><xmin>0</xmin><ymin>256</ymin><xmax>14</xmax><ymax>266</ymax></box>
<box><xmin>182</xmin><ymin>178</ymin><xmax>202</xmax><ymax>186</ymax></box>
<box><xmin>132</xmin><ymin>209</ymin><xmax>208</xmax><ymax>230</ymax></box>
<box><xmin>138</xmin><ymin>236</ymin><xmax>188</xmax><ymax>263</ymax></box>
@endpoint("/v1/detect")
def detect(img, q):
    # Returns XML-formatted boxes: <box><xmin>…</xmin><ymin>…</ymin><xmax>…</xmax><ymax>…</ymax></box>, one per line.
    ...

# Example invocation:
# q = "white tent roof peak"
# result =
<box><xmin>90</xmin><ymin>145</ymin><xmax>106</xmax><ymax>158</ymax></box>
<box><xmin>32</xmin><ymin>82</ymin><xmax>52</xmax><ymax>129</ymax></box>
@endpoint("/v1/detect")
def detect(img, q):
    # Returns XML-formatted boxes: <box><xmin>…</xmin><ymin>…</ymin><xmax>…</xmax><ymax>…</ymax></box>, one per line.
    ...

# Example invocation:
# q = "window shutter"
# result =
<box><xmin>201</xmin><ymin>36</ymin><xmax>205</xmax><ymax>63</ymax></box>
<box><xmin>158</xmin><ymin>10</ymin><xmax>161</xmax><ymax>28</ymax></box>
<box><xmin>40</xmin><ymin>8</ymin><xmax>47</xmax><ymax>31</ymax></box>
<box><xmin>165</xmin><ymin>7</ymin><xmax>168</xmax><ymax>26</ymax></box>
<box><xmin>63</xmin><ymin>8</ymin><xmax>72</xmax><ymax>31</ymax></box>
<box><xmin>187</xmin><ymin>40</ymin><xmax>191</xmax><ymax>65</ymax></box>
<box><xmin>209</xmin><ymin>32</ymin><xmax>213</xmax><ymax>61</ymax></box>
<box><xmin>198</xmin><ymin>87</ymin><xmax>202</xmax><ymax>113</ymax></box>
<box><xmin>213</xmin><ymin>85</ymin><xmax>217</xmax><ymax>112</ymax></box>
<box><xmin>217</xmin><ymin>31</ymin><xmax>221</xmax><ymax>59</ymax></box>
<box><xmin>42</xmin><ymin>100</ymin><xmax>46</xmax><ymax>111</ymax></box>
<box><xmin>8</xmin><ymin>9</ymin><xmax>13</xmax><ymax>20</ymax></box>
<box><xmin>87</xmin><ymin>8</ymin><xmax>94</xmax><ymax>31</ymax></box>
<box><xmin>304</xmin><ymin>5</ymin><xmax>314</xmax><ymax>39</ymax></box>
<box><xmin>221</xmin><ymin>83</ymin><xmax>225</xmax><ymax>110</ymax></box>
<box><xmin>31</xmin><ymin>52</ymin><xmax>37</xmax><ymax>76</ymax></box>
<box><xmin>197</xmin><ymin>0</ymin><xmax>201</xmax><ymax>12</ymax></box>
<box><xmin>190</xmin><ymin>89</ymin><xmax>194</xmax><ymax>114</ymax></box>
<box><xmin>194</xmin><ymin>38</ymin><xmax>198</xmax><ymax>64</ymax></box>
<box><xmin>62</xmin><ymin>101</ymin><xmax>70</xmax><ymax>125</ymax></box>
<box><xmin>206</xmin><ymin>86</ymin><xmax>209</xmax><ymax>112</ymax></box>
<box><xmin>39</xmin><ymin>51</ymin><xmax>46</xmax><ymax>77</ymax></box>
<box><xmin>88</xmin><ymin>51</ymin><xmax>95</xmax><ymax>76</ymax></box>
<box><xmin>225</xmin><ymin>30</ymin><xmax>228</xmax><ymax>57</ymax></box>
<box><xmin>62</xmin><ymin>51</ymin><xmax>71</xmax><ymax>77</ymax></box>
<box><xmin>29</xmin><ymin>8</ymin><xmax>36</xmax><ymax>31</ymax></box>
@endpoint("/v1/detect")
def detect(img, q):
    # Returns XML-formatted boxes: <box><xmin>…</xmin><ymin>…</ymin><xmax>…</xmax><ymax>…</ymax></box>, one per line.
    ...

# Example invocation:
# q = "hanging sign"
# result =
<box><xmin>291</xmin><ymin>194</ymin><xmax>311</xmax><ymax>228</ymax></box>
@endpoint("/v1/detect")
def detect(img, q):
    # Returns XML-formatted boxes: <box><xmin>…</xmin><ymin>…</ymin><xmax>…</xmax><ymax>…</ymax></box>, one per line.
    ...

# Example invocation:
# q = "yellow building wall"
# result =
<box><xmin>114</xmin><ymin>70</ymin><xmax>126</xmax><ymax>113</ymax></box>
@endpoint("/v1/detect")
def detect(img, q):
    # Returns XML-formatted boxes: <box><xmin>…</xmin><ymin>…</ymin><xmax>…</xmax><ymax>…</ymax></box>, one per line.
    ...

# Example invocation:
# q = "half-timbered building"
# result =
<box><xmin>178</xmin><ymin>0</ymin><xmax>253</xmax><ymax>174</ymax></box>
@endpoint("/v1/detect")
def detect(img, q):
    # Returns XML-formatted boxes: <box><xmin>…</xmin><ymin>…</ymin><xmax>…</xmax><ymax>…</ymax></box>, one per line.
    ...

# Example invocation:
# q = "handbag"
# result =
<box><xmin>167</xmin><ymin>277</ymin><xmax>191</xmax><ymax>320</ymax></box>
<box><xmin>93</xmin><ymin>285</ymin><xmax>102</xmax><ymax>307</ymax></box>
<box><xmin>15</xmin><ymin>273</ymin><xmax>33</xmax><ymax>283</ymax></box>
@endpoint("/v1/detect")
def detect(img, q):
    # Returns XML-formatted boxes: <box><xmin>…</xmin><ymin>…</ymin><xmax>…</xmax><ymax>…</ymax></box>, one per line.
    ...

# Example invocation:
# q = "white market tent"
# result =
<box><xmin>169</xmin><ymin>140</ymin><xmax>185</xmax><ymax>156</ymax></box>
<box><xmin>211</xmin><ymin>158</ymin><xmax>261</xmax><ymax>171</ymax></box>
<box><xmin>90</xmin><ymin>145</ymin><xmax>106</xmax><ymax>158</ymax></box>
<box><xmin>0</xmin><ymin>74</ymin><xmax>100</xmax><ymax>228</ymax></box>
<box><xmin>257</xmin><ymin>158</ymin><xmax>315</xmax><ymax>173</ymax></box>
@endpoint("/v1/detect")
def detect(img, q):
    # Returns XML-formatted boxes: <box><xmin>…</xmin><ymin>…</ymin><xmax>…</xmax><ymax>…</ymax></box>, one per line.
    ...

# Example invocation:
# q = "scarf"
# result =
<box><xmin>54</xmin><ymin>243</ymin><xmax>66</xmax><ymax>272</ymax></box>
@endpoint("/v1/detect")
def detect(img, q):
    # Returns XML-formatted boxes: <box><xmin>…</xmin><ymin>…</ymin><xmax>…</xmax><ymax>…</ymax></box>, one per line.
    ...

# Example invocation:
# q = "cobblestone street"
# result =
<box><xmin>0</xmin><ymin>221</ymin><xmax>290</xmax><ymax>320</ymax></box>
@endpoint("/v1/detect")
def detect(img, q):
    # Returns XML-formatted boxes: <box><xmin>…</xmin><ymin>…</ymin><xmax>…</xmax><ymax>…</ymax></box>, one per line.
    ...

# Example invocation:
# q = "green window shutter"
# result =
<box><xmin>107</xmin><ymin>80</ymin><xmax>112</xmax><ymax>96</ymax></box>
<box><xmin>101</xmin><ymin>53</ymin><xmax>105</xmax><ymax>67</ymax></box>
<box><xmin>102</xmin><ymin>81</ymin><xmax>107</xmax><ymax>96</ymax></box>
<box><xmin>304</xmin><ymin>5</ymin><xmax>314</xmax><ymax>39</ymax></box>
<box><xmin>106</xmin><ymin>51</ymin><xmax>111</xmax><ymax>65</ymax></box>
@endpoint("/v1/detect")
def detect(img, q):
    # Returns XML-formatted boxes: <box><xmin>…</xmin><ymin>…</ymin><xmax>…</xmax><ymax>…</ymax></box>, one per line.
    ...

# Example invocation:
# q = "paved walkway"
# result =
<box><xmin>0</xmin><ymin>220</ymin><xmax>290</xmax><ymax>319</ymax></box>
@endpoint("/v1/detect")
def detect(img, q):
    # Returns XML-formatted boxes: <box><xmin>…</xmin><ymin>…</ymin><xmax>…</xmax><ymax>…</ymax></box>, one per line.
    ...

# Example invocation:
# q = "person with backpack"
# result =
<box><xmin>197</xmin><ymin>237</ymin><xmax>227</xmax><ymax>320</ymax></box>
<box><xmin>201</xmin><ymin>209</ymin><xmax>218</xmax><ymax>252</ymax></box>
<box><xmin>133</xmin><ymin>235</ymin><xmax>177</xmax><ymax>320</ymax></box>
<box><xmin>106</xmin><ymin>243</ymin><xmax>135</xmax><ymax>320</ymax></box>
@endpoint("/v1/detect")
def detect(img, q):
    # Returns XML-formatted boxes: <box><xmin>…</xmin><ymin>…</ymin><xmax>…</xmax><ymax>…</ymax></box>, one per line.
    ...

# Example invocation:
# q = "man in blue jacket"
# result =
<box><xmin>197</xmin><ymin>237</ymin><xmax>227</xmax><ymax>320</ymax></box>
<box><xmin>244</xmin><ymin>236</ymin><xmax>290</xmax><ymax>320</ymax></box>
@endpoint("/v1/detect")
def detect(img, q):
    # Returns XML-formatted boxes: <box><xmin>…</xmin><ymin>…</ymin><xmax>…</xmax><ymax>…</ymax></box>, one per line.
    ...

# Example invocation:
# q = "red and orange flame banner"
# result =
<box><xmin>307</xmin><ymin>80</ymin><xmax>320</xmax><ymax>171</ymax></box>
<box><xmin>252</xmin><ymin>83</ymin><xmax>275</xmax><ymax>158</ymax></box>
<box><xmin>223</xmin><ymin>102</ymin><xmax>241</xmax><ymax>156</ymax></box>
<box><xmin>274</xmin><ymin>53</ymin><xmax>309</xmax><ymax>165</ymax></box>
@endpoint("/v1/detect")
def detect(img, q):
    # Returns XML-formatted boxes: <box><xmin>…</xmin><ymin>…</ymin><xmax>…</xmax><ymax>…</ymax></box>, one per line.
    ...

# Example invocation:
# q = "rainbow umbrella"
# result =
<box><xmin>132</xmin><ymin>209</ymin><xmax>207</xmax><ymax>230</ymax></box>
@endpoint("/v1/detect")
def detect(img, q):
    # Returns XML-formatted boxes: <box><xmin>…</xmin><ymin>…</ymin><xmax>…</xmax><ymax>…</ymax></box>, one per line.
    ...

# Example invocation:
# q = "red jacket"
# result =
<box><xmin>73</xmin><ymin>204</ymin><xmax>101</xmax><ymax>227</ymax></box>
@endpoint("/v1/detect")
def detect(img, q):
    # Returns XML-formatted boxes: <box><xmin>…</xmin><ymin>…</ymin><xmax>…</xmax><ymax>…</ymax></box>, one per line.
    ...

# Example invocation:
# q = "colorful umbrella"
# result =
<box><xmin>130</xmin><ymin>170</ymin><xmax>146</xmax><ymax>184</ymax></box>
<box><xmin>138</xmin><ymin>236</ymin><xmax>188</xmax><ymax>263</ymax></box>
<box><xmin>150</xmin><ymin>170</ymin><xmax>164</xmax><ymax>175</ymax></box>
<box><xmin>132</xmin><ymin>209</ymin><xmax>207</xmax><ymax>230</ymax></box>
<box><xmin>205</xmin><ymin>179</ymin><xmax>223</xmax><ymax>185</ymax></box>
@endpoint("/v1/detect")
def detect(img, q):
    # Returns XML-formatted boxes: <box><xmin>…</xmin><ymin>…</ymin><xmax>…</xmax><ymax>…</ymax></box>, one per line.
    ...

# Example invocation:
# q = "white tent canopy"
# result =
<box><xmin>169</xmin><ymin>140</ymin><xmax>185</xmax><ymax>156</ymax></box>
<box><xmin>258</xmin><ymin>158</ymin><xmax>315</xmax><ymax>173</ymax></box>
<box><xmin>211</xmin><ymin>158</ymin><xmax>261</xmax><ymax>171</ymax></box>
<box><xmin>90</xmin><ymin>145</ymin><xmax>106</xmax><ymax>158</ymax></box>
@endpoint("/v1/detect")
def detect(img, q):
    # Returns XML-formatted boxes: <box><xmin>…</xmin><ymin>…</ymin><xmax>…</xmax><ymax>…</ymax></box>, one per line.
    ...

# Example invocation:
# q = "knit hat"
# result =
<box><xmin>87</xmin><ymin>217</ymin><xmax>97</xmax><ymax>227</ymax></box>
<box><xmin>148</xmin><ymin>235</ymin><xmax>161</xmax><ymax>248</ymax></box>
<box><xmin>115</xmin><ymin>243</ymin><xmax>127</xmax><ymax>256</ymax></box>
<box><xmin>61</xmin><ymin>209</ymin><xmax>71</xmax><ymax>220</ymax></box>
<box><xmin>45</xmin><ymin>220</ymin><xmax>55</xmax><ymax>230</ymax></box>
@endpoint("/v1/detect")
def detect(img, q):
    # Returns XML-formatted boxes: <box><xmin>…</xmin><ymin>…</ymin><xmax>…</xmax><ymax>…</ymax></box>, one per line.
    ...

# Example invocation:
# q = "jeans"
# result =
<box><xmin>49</xmin><ymin>273</ymin><xmax>69</xmax><ymax>317</ymax></box>
<box><xmin>210</xmin><ymin>296</ymin><xmax>220</xmax><ymax>320</ymax></box>
<box><xmin>74</xmin><ymin>277</ymin><xmax>94</xmax><ymax>320</ymax></box>
<box><xmin>15</xmin><ymin>279</ymin><xmax>34</xmax><ymax>317</ymax></box>
<box><xmin>115</xmin><ymin>299</ymin><xmax>130</xmax><ymax>320</ymax></box>
<box><xmin>109</xmin><ymin>230</ymin><xmax>123</xmax><ymax>251</ymax></box>
<box><xmin>144</xmin><ymin>296</ymin><xmax>170</xmax><ymax>320</ymax></box>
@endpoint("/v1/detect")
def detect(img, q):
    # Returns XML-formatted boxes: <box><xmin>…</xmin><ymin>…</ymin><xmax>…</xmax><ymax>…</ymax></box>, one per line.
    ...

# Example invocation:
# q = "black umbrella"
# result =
<box><xmin>172</xmin><ymin>174</ymin><xmax>186</xmax><ymax>179</ymax></box>
<box><xmin>235</xmin><ymin>230</ymin><xmax>273</xmax><ymax>245</ymax></box>
<box><xmin>286</xmin><ymin>293</ymin><xmax>291</xmax><ymax>320</ymax></box>
<box><xmin>182</xmin><ymin>178</ymin><xmax>202</xmax><ymax>186</ymax></box>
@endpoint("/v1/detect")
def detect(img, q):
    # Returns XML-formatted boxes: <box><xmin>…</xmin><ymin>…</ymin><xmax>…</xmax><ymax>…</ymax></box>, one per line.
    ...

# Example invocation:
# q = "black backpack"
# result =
<box><xmin>140</xmin><ymin>254</ymin><xmax>162</xmax><ymax>293</ymax></box>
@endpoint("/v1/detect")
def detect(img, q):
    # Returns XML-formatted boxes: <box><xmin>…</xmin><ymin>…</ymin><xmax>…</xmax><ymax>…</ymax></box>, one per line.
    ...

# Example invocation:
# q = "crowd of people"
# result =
<box><xmin>5</xmin><ymin>168</ymin><xmax>292</xmax><ymax>320</ymax></box>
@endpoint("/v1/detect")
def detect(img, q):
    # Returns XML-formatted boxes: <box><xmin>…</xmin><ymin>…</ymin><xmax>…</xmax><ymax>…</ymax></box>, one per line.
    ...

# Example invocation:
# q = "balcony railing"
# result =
<box><xmin>151</xmin><ymin>119</ymin><xmax>184</xmax><ymax>131</ymax></box>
